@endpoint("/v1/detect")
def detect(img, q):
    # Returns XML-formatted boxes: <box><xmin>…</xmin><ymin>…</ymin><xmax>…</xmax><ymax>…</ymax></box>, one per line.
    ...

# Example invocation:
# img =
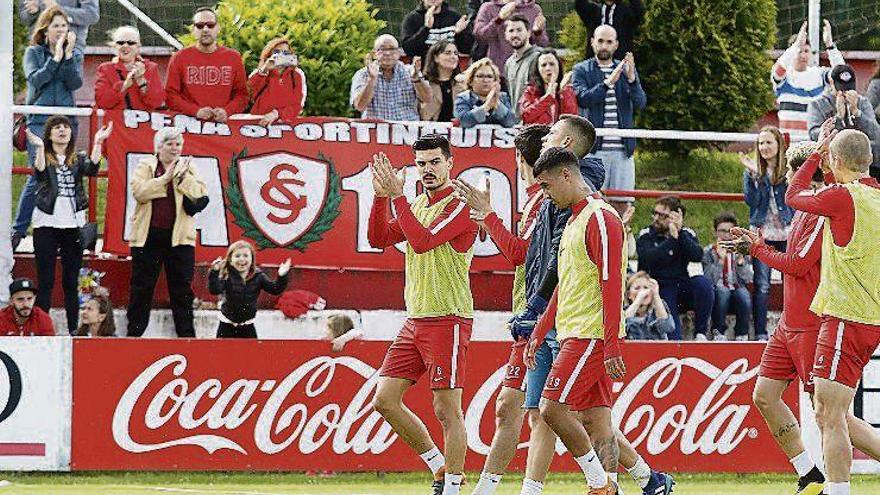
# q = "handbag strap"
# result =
<box><xmin>115</xmin><ymin>67</ymin><xmax>134</xmax><ymax>110</ymax></box>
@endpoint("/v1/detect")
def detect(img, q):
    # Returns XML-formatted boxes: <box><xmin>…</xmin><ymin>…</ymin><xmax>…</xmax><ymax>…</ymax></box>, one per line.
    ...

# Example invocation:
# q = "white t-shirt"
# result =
<box><xmin>32</xmin><ymin>154</ymin><xmax>85</xmax><ymax>229</ymax></box>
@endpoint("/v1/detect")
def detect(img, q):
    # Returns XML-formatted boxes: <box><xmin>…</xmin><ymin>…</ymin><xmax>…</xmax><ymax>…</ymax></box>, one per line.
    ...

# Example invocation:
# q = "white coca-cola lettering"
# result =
<box><xmin>112</xmin><ymin>354</ymin><xmax>397</xmax><ymax>456</ymax></box>
<box><xmin>612</xmin><ymin>358</ymin><xmax>756</xmax><ymax>456</ymax></box>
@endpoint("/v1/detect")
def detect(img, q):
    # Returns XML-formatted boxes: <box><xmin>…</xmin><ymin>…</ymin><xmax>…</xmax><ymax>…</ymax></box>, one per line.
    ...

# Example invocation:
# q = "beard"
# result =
<box><xmin>14</xmin><ymin>306</ymin><xmax>32</xmax><ymax>319</ymax></box>
<box><xmin>595</xmin><ymin>49</ymin><xmax>613</xmax><ymax>61</ymax></box>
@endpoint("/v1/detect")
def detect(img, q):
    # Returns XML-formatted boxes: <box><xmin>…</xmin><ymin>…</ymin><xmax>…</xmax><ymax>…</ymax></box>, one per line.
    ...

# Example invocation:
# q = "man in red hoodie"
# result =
<box><xmin>0</xmin><ymin>279</ymin><xmax>55</xmax><ymax>337</ymax></box>
<box><xmin>165</xmin><ymin>7</ymin><xmax>248</xmax><ymax>122</ymax></box>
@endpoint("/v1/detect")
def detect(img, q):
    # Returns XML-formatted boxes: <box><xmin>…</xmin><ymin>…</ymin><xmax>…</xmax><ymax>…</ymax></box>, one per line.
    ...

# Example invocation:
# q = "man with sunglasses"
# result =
<box><xmin>636</xmin><ymin>195</ymin><xmax>714</xmax><ymax>340</ymax></box>
<box><xmin>165</xmin><ymin>7</ymin><xmax>248</xmax><ymax>122</ymax></box>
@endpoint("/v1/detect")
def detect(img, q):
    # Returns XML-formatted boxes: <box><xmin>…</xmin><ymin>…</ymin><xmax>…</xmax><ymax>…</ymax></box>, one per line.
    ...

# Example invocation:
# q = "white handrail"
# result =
<box><xmin>8</xmin><ymin>105</ymin><xmax>762</xmax><ymax>142</ymax></box>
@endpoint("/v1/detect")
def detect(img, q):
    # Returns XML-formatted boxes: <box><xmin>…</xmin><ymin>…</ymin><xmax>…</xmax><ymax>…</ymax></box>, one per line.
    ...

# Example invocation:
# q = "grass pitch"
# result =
<box><xmin>3</xmin><ymin>472</ymin><xmax>880</xmax><ymax>495</ymax></box>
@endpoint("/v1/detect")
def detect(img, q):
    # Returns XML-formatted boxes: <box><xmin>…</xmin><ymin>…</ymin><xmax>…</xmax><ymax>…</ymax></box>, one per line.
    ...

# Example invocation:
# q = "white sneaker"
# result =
<box><xmin>694</xmin><ymin>333</ymin><xmax>708</xmax><ymax>341</ymax></box>
<box><xmin>735</xmin><ymin>335</ymin><xmax>748</xmax><ymax>341</ymax></box>
<box><xmin>712</xmin><ymin>331</ymin><xmax>728</xmax><ymax>341</ymax></box>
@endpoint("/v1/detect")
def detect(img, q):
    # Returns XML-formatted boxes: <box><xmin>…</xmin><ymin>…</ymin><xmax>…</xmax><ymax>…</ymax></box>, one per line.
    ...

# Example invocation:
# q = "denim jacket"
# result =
<box><xmin>24</xmin><ymin>44</ymin><xmax>84</xmax><ymax>128</ymax></box>
<box><xmin>742</xmin><ymin>170</ymin><xmax>793</xmax><ymax>227</ymax></box>
<box><xmin>454</xmin><ymin>90</ymin><xmax>518</xmax><ymax>128</ymax></box>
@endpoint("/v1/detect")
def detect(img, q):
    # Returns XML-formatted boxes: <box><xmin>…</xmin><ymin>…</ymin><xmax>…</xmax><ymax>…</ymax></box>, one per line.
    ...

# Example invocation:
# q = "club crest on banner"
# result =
<box><xmin>227</xmin><ymin>149</ymin><xmax>341</xmax><ymax>250</ymax></box>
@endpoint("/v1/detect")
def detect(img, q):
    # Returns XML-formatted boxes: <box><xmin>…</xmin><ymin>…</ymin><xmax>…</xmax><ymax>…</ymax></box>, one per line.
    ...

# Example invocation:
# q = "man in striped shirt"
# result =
<box><xmin>369</xmin><ymin>134</ymin><xmax>479</xmax><ymax>495</ymax></box>
<box><xmin>571</xmin><ymin>24</ymin><xmax>646</xmax><ymax>214</ymax></box>
<box><xmin>772</xmin><ymin>20</ymin><xmax>845</xmax><ymax>142</ymax></box>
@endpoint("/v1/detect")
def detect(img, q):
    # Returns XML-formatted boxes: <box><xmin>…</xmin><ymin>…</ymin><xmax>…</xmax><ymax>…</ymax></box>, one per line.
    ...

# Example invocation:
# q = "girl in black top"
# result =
<box><xmin>209</xmin><ymin>240</ymin><xmax>290</xmax><ymax>338</ymax></box>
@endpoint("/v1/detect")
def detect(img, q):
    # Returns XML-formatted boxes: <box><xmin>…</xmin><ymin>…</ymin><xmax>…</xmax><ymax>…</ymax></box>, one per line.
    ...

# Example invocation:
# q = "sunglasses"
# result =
<box><xmin>194</xmin><ymin>22</ymin><xmax>216</xmax><ymax>30</ymax></box>
<box><xmin>114</xmin><ymin>40</ymin><xmax>138</xmax><ymax>46</ymax></box>
<box><xmin>652</xmin><ymin>210</ymin><xmax>670</xmax><ymax>219</ymax></box>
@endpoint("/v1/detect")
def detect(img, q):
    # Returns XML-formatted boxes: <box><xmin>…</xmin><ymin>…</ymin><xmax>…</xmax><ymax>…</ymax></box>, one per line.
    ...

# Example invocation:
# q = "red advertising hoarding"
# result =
<box><xmin>102</xmin><ymin>110</ymin><xmax>522</xmax><ymax>270</ymax></box>
<box><xmin>71</xmin><ymin>339</ymin><xmax>797</xmax><ymax>472</ymax></box>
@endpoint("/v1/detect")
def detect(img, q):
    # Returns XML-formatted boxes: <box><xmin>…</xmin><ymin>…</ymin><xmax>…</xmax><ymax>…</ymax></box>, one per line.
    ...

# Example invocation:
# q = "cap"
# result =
<box><xmin>9</xmin><ymin>278</ymin><xmax>37</xmax><ymax>297</ymax></box>
<box><xmin>830</xmin><ymin>64</ymin><xmax>857</xmax><ymax>92</ymax></box>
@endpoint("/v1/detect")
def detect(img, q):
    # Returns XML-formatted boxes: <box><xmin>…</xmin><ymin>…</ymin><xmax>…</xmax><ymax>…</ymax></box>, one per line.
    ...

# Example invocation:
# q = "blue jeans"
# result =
<box><xmin>712</xmin><ymin>287</ymin><xmax>753</xmax><ymax>337</ymax></box>
<box><xmin>752</xmin><ymin>240</ymin><xmax>786</xmax><ymax>337</ymax></box>
<box><xmin>13</xmin><ymin>123</ymin><xmax>45</xmax><ymax>236</ymax></box>
<box><xmin>659</xmin><ymin>275</ymin><xmax>715</xmax><ymax>340</ymax></box>
<box><xmin>523</xmin><ymin>336</ymin><xmax>559</xmax><ymax>409</ymax></box>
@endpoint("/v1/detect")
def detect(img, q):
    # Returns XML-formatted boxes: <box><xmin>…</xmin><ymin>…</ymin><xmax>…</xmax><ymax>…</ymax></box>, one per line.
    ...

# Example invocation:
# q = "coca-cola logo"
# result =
<box><xmin>112</xmin><ymin>354</ymin><xmax>761</xmax><ymax>459</ymax></box>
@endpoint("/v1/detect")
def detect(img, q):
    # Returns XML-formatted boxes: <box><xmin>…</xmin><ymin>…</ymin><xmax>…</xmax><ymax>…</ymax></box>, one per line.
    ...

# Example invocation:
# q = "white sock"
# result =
<box><xmin>444</xmin><ymin>473</ymin><xmax>464</xmax><ymax>495</ymax></box>
<box><xmin>789</xmin><ymin>450</ymin><xmax>815</xmax><ymax>478</ymax></box>
<box><xmin>574</xmin><ymin>449</ymin><xmax>607</xmax><ymax>488</ymax></box>
<box><xmin>826</xmin><ymin>481</ymin><xmax>850</xmax><ymax>495</ymax></box>
<box><xmin>419</xmin><ymin>447</ymin><xmax>445</xmax><ymax>476</ymax></box>
<box><xmin>471</xmin><ymin>472</ymin><xmax>502</xmax><ymax>495</ymax></box>
<box><xmin>519</xmin><ymin>478</ymin><xmax>544</xmax><ymax>495</ymax></box>
<box><xmin>626</xmin><ymin>455</ymin><xmax>652</xmax><ymax>489</ymax></box>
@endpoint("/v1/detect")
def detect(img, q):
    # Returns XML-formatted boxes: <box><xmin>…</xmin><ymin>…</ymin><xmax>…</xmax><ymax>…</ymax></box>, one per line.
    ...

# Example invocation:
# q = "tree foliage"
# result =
<box><xmin>557</xmin><ymin>0</ymin><xmax>777</xmax><ymax>155</ymax></box>
<box><xmin>180</xmin><ymin>0</ymin><xmax>386</xmax><ymax>117</ymax></box>
<box><xmin>13</xmin><ymin>1</ymin><xmax>30</xmax><ymax>96</ymax></box>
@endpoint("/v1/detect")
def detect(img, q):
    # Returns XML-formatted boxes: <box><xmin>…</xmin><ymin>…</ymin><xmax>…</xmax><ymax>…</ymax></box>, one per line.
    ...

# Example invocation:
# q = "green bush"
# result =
<box><xmin>558</xmin><ymin>11</ymin><xmax>587</xmax><ymax>69</ymax></box>
<box><xmin>636</xmin><ymin>0</ymin><xmax>777</xmax><ymax>155</ymax></box>
<box><xmin>180</xmin><ymin>0</ymin><xmax>386</xmax><ymax>117</ymax></box>
<box><xmin>13</xmin><ymin>2</ymin><xmax>29</xmax><ymax>96</ymax></box>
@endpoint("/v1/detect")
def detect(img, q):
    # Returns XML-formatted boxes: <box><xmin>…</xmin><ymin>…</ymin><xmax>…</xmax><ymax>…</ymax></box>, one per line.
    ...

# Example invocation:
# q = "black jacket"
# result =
<box><xmin>34</xmin><ymin>151</ymin><xmax>99</xmax><ymax>216</ymax></box>
<box><xmin>574</xmin><ymin>0</ymin><xmax>645</xmax><ymax>59</ymax></box>
<box><xmin>208</xmin><ymin>269</ymin><xmax>289</xmax><ymax>323</ymax></box>
<box><xmin>636</xmin><ymin>225</ymin><xmax>704</xmax><ymax>283</ymax></box>
<box><xmin>401</xmin><ymin>3</ymin><xmax>474</xmax><ymax>58</ymax></box>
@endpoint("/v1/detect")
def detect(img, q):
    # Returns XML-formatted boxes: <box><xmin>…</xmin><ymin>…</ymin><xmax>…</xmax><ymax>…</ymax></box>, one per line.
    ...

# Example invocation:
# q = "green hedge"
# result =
<box><xmin>180</xmin><ymin>0</ymin><xmax>386</xmax><ymax>117</ymax></box>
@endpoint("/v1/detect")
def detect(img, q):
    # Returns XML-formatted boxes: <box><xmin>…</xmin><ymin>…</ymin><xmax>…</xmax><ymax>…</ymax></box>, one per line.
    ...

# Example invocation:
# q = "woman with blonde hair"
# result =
<box><xmin>209</xmin><ymin>240</ymin><xmax>291</xmax><ymax>338</ymax></box>
<box><xmin>453</xmin><ymin>58</ymin><xmax>517</xmax><ymax>128</ymax></box>
<box><xmin>740</xmin><ymin>125</ymin><xmax>793</xmax><ymax>340</ymax></box>
<box><xmin>94</xmin><ymin>25</ymin><xmax>165</xmax><ymax>110</ymax></box>
<box><xmin>248</xmin><ymin>37</ymin><xmax>307</xmax><ymax>126</ymax></box>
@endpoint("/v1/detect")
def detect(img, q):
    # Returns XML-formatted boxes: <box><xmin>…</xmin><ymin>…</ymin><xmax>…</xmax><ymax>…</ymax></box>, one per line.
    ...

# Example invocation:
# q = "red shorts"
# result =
<box><xmin>502</xmin><ymin>339</ymin><xmax>528</xmax><ymax>391</ymax></box>
<box><xmin>812</xmin><ymin>316</ymin><xmax>880</xmax><ymax>389</ymax></box>
<box><xmin>541</xmin><ymin>338</ymin><xmax>612</xmax><ymax>411</ymax></box>
<box><xmin>379</xmin><ymin>316</ymin><xmax>473</xmax><ymax>389</ymax></box>
<box><xmin>758</xmin><ymin>323</ymin><xmax>820</xmax><ymax>393</ymax></box>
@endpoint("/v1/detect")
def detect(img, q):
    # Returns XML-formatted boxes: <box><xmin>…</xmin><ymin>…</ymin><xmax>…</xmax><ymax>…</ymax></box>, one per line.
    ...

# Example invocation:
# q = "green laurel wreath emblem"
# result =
<box><xmin>227</xmin><ymin>148</ymin><xmax>342</xmax><ymax>251</ymax></box>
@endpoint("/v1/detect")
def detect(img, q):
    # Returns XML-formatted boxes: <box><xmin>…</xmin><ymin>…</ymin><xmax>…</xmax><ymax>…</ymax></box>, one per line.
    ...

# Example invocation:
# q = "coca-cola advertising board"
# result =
<box><xmin>71</xmin><ymin>339</ymin><xmax>797</xmax><ymax>472</ymax></box>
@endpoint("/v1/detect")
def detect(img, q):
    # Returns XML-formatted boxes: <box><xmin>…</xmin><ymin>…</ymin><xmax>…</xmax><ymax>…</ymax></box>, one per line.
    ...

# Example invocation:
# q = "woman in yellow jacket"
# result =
<box><xmin>126</xmin><ymin>126</ymin><xmax>207</xmax><ymax>337</ymax></box>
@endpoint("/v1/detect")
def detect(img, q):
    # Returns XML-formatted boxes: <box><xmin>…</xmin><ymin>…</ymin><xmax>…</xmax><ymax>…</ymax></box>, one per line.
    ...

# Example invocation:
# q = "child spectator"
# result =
<box><xmin>702</xmin><ymin>212</ymin><xmax>754</xmax><ymax>341</ymax></box>
<box><xmin>209</xmin><ymin>241</ymin><xmax>290</xmax><ymax>338</ymax></box>
<box><xmin>325</xmin><ymin>313</ymin><xmax>364</xmax><ymax>352</ymax></box>
<box><xmin>74</xmin><ymin>289</ymin><xmax>116</xmax><ymax>337</ymax></box>
<box><xmin>625</xmin><ymin>271</ymin><xmax>674</xmax><ymax>340</ymax></box>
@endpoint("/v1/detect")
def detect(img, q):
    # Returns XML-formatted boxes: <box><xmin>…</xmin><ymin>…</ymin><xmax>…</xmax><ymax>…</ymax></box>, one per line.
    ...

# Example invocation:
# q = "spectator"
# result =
<box><xmin>454</xmin><ymin>57</ymin><xmax>517</xmax><ymax>128</ymax></box>
<box><xmin>740</xmin><ymin>126</ymin><xmax>792</xmax><ymax>340</ymax></box>
<box><xmin>467</xmin><ymin>0</ymin><xmax>490</xmax><ymax>62</ymax></box>
<box><xmin>519</xmin><ymin>48</ymin><xmax>578</xmax><ymax>124</ymax></box>
<box><xmin>326</xmin><ymin>313</ymin><xmax>364</xmax><ymax>352</ymax></box>
<box><xmin>401</xmin><ymin>0</ymin><xmax>473</xmax><ymax>60</ymax></box>
<box><xmin>807</xmin><ymin>64</ymin><xmax>880</xmax><ymax>179</ymax></box>
<box><xmin>472</xmin><ymin>0</ymin><xmax>548</xmax><ymax>75</ymax></box>
<box><xmin>19</xmin><ymin>0</ymin><xmax>98</xmax><ymax>64</ymax></box>
<box><xmin>867</xmin><ymin>65</ymin><xmax>880</xmax><ymax>121</ymax></box>
<box><xmin>702</xmin><ymin>212</ymin><xmax>753</xmax><ymax>341</ymax></box>
<box><xmin>126</xmin><ymin>127</ymin><xmax>208</xmax><ymax>338</ymax></box>
<box><xmin>12</xmin><ymin>5</ymin><xmax>83</xmax><ymax>252</ymax></box>
<box><xmin>636</xmin><ymin>196</ymin><xmax>714</xmax><ymax>340</ymax></box>
<box><xmin>0</xmin><ymin>279</ymin><xmax>55</xmax><ymax>337</ymax></box>
<box><xmin>350</xmin><ymin>34</ymin><xmax>430</xmax><ymax>121</ymax></box>
<box><xmin>74</xmin><ymin>289</ymin><xmax>116</xmax><ymax>337</ymax></box>
<box><xmin>503</xmin><ymin>14</ymin><xmax>540</xmax><ymax>119</ymax></box>
<box><xmin>773</xmin><ymin>20</ymin><xmax>844</xmax><ymax>142</ymax></box>
<box><xmin>165</xmin><ymin>7</ymin><xmax>249</xmax><ymax>122</ymax></box>
<box><xmin>208</xmin><ymin>241</ymin><xmax>290</xmax><ymax>338</ymax></box>
<box><xmin>420</xmin><ymin>40</ymin><xmax>466</xmax><ymax>121</ymax></box>
<box><xmin>625</xmin><ymin>271</ymin><xmax>674</xmax><ymax>340</ymax></box>
<box><xmin>94</xmin><ymin>26</ymin><xmax>165</xmax><ymax>111</ymax></box>
<box><xmin>248</xmin><ymin>37</ymin><xmax>307</xmax><ymax>126</ymax></box>
<box><xmin>572</xmin><ymin>24</ymin><xmax>646</xmax><ymax>213</ymax></box>
<box><xmin>574</xmin><ymin>0</ymin><xmax>644</xmax><ymax>59</ymax></box>
<box><xmin>24</xmin><ymin>117</ymin><xmax>112</xmax><ymax>335</ymax></box>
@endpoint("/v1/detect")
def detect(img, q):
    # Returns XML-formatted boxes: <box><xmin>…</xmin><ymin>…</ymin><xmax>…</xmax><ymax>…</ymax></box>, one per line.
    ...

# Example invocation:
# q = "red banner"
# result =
<box><xmin>102</xmin><ymin>110</ymin><xmax>523</xmax><ymax>270</ymax></box>
<box><xmin>71</xmin><ymin>339</ymin><xmax>797</xmax><ymax>472</ymax></box>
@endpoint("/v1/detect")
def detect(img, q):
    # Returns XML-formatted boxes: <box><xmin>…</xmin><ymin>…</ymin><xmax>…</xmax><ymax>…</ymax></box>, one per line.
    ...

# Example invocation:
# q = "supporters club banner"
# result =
<box><xmin>71</xmin><ymin>339</ymin><xmax>797</xmax><ymax>472</ymax></box>
<box><xmin>102</xmin><ymin>110</ymin><xmax>523</xmax><ymax>270</ymax></box>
